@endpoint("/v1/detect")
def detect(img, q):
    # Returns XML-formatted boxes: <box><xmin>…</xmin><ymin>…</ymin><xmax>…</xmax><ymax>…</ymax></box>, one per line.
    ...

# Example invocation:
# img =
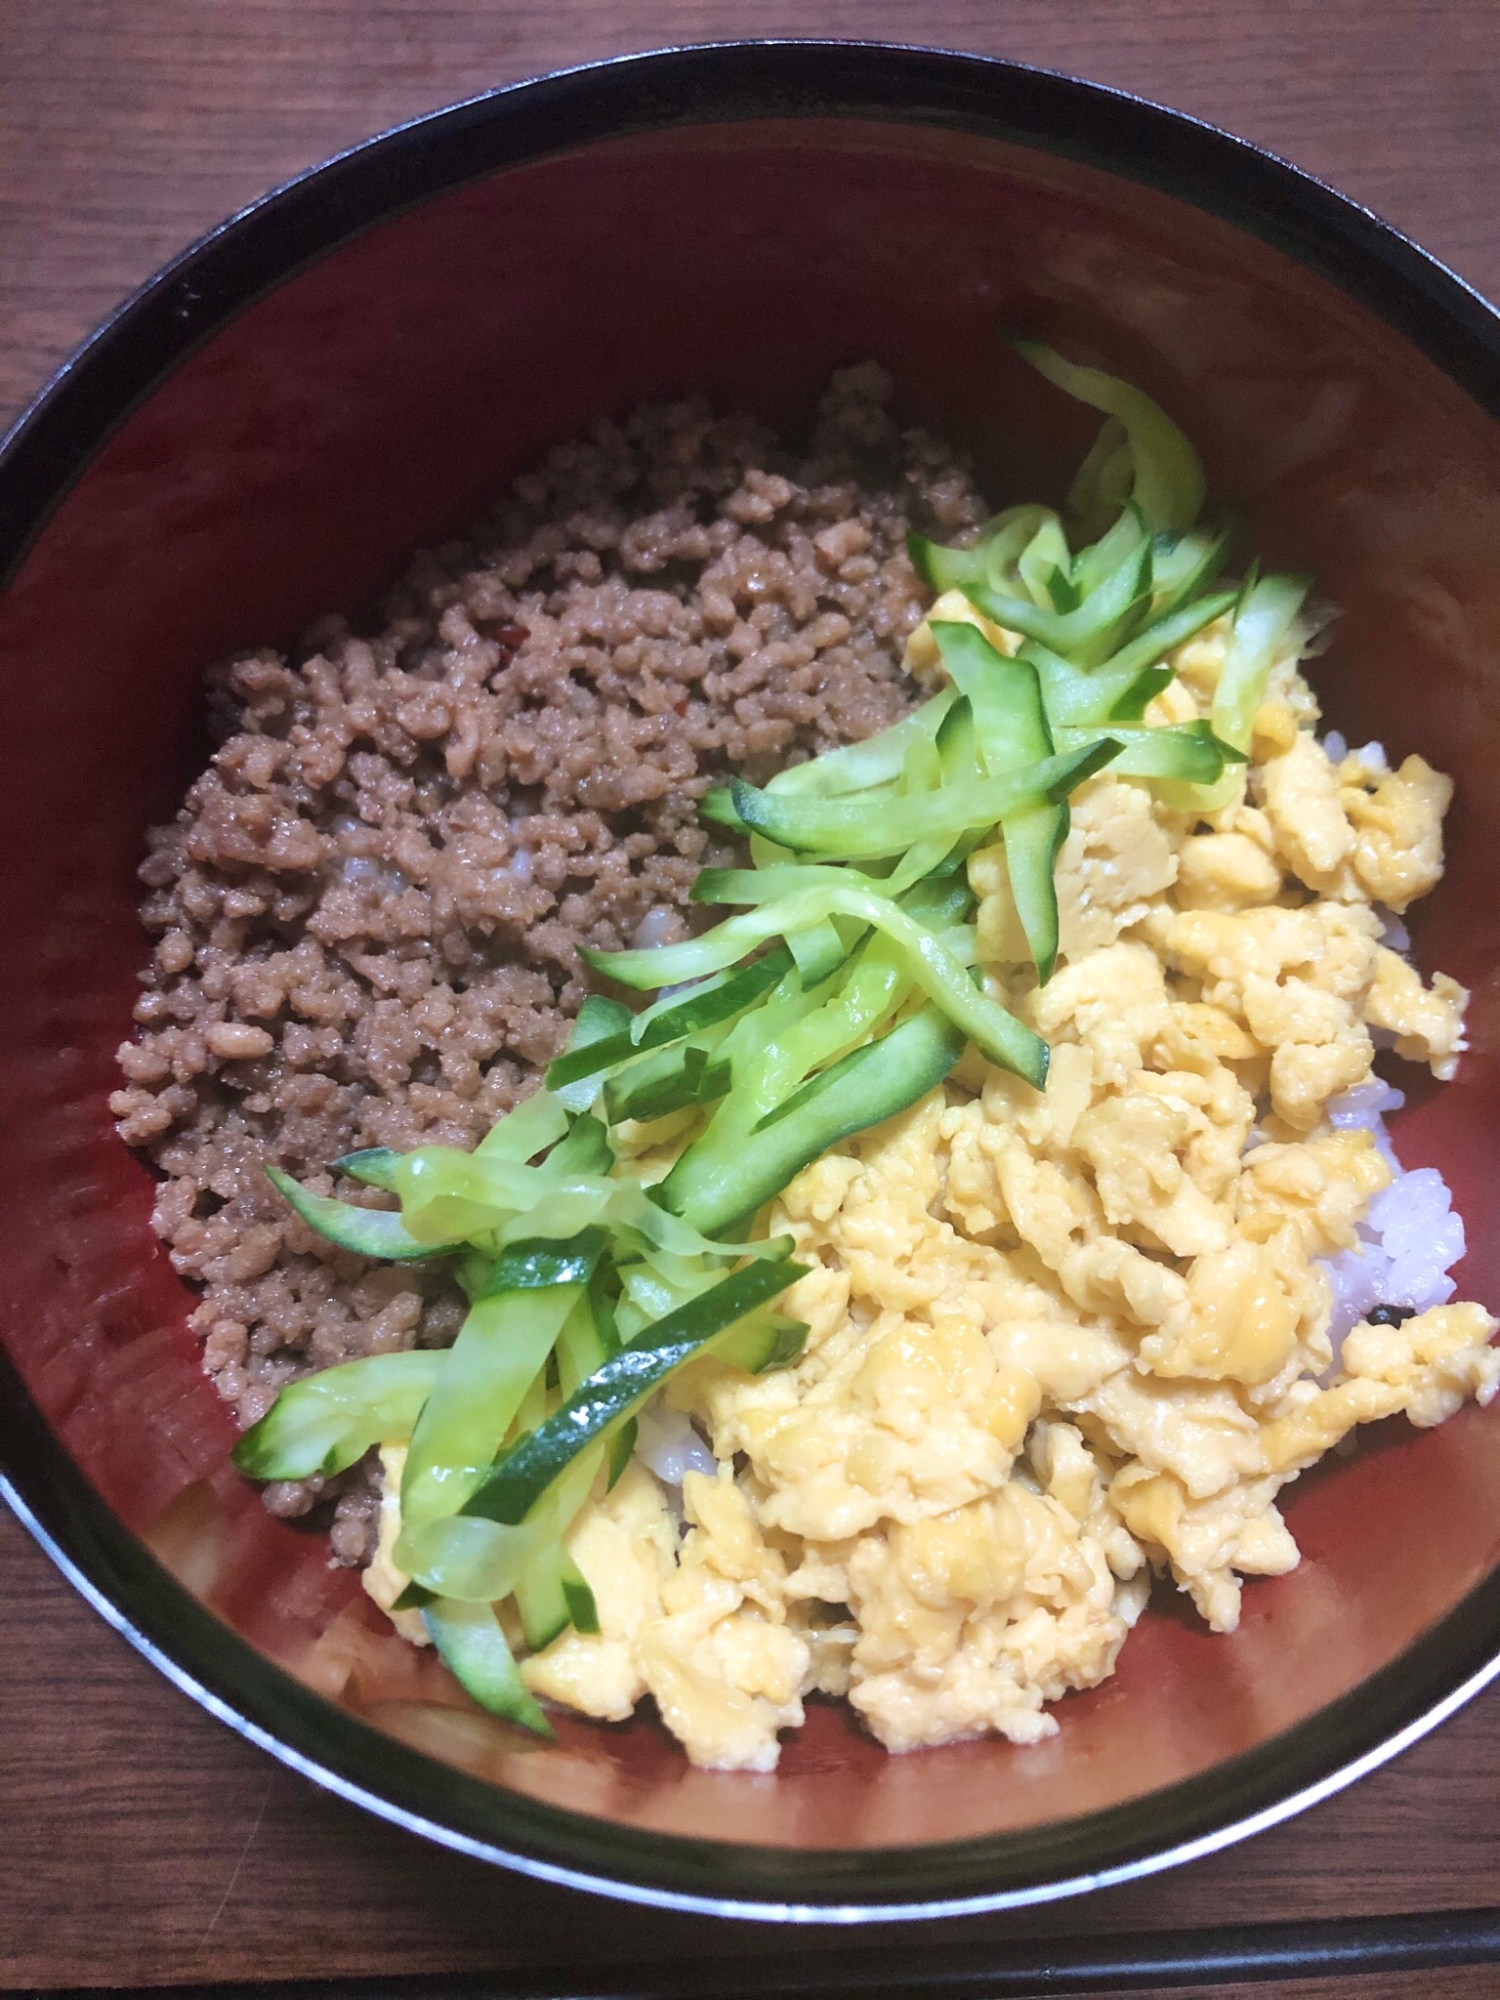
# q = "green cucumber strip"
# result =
<box><xmin>630</xmin><ymin>947</ymin><xmax>794</xmax><ymax>1044</ymax></box>
<box><xmin>264</xmin><ymin>1163</ymin><xmax>452</xmax><ymax>1263</ymax></box>
<box><xmin>906</xmin><ymin>528</ymin><xmax>986</xmax><ymax>593</ymax></box>
<box><xmin>400</xmin><ymin>1281</ymin><xmax>584</xmax><ymax>1528</ymax></box>
<box><xmin>1001</xmin><ymin>800</ymin><xmax>1068</xmax><ymax>986</ymax></box>
<box><xmin>1084</xmin><ymin>588</ymin><xmax>1237</xmax><ymax>692</ymax></box>
<box><xmin>931</xmin><ymin>624</ymin><xmax>1064</xmax><ymax>984</ymax></box>
<box><xmin>1014</xmin><ymin>340</ymin><xmax>1206</xmax><ymax>533</ymax></box>
<box><xmin>573</xmin><ymin>992</ymin><xmax>633</xmax><ymax>1042</ymax></box>
<box><xmin>908</xmin><ymin>508</ymin><xmax>1055</xmax><ymax>600</ymax></box>
<box><xmin>546</xmin><ymin>996</ymin><xmax>637</xmax><ymax>1096</ymax></box>
<box><xmin>1211</xmin><ymin>572</ymin><xmax>1311</xmax><ymax>752</ymax></box>
<box><xmin>788</xmin><ymin>918</ymin><xmax>850</xmax><ymax>988</ymax></box>
<box><xmin>329</xmin><ymin>1147</ymin><xmax>403</xmax><ymax>1191</ymax></box>
<box><xmin>1149</xmin><ymin>523</ymin><xmax>1230</xmax><ymax>619</ymax></box>
<box><xmin>477</xmin><ymin>1228</ymin><xmax>610</xmax><ymax>1297</ymax></box>
<box><xmin>1055</xmin><ymin>720</ymin><xmax>1245</xmax><ymax>784</ymax></box>
<box><xmin>964</xmin><ymin>538</ymin><xmax>1151</xmax><ymax>667</ymax></box>
<box><xmin>652</xmin><ymin>940</ymin><xmax>906</xmax><ymax>1223</ymax></box>
<box><xmin>1017</xmin><ymin>515</ymin><xmax>1073</xmax><ymax>609</ymax></box>
<box><xmin>900</xmin><ymin>873</ymin><xmax>976</xmax><ymax>928</ymax></box>
<box><xmin>603</xmin><ymin>1041</ymin><xmax>732</xmax><ymax>1125</ymax></box>
<box><xmin>674</xmin><ymin>743</ymin><xmax>1120</xmax><ymax>872</ymax></box>
<box><xmin>516</xmin><ymin>1540</ymin><xmax>600</xmax><ymax>1648</ymax></box>
<box><xmin>931</xmin><ymin>623</ymin><xmax>1053</xmax><ymax>771</ymax></box>
<box><xmin>662</xmin><ymin>1006</ymin><xmax>971</xmax><ymax>1236</ymax></box>
<box><xmin>461</xmin><ymin>1258</ymin><xmax>808</xmax><ymax>1525</ymax></box>
<box><xmin>397</xmin><ymin>1441</ymin><xmax>604</xmax><ymax>1601</ymax></box>
<box><xmin>561</xmin><ymin>1552</ymin><xmax>601</xmax><ymax>1634</ymax></box>
<box><xmin>547</xmin><ymin>953</ymin><xmax>794</xmax><ymax>1096</ymax></box>
<box><xmin>761</xmin><ymin>685</ymin><xmax>957</xmax><ymax>800</ymax></box>
<box><xmin>232</xmin><ymin>1351</ymin><xmax>444</xmax><ymax>1480</ymax></box>
<box><xmin>389</xmin><ymin>1579</ymin><xmax>434</xmax><ymax>1613</ymax></box>
<box><xmin>771</xmin><ymin>932</ymin><xmax>914</xmax><ymax>1087</ymax></box>
<box><xmin>1071</xmin><ymin>501</ymin><xmax>1147</xmax><ymax>600</ymax></box>
<box><xmin>473</xmin><ymin>1088</ymin><xmax>571</xmax><ymax>1161</ymax></box>
<box><xmin>1041</xmin><ymin>562</ymin><xmax>1081</xmax><ymax>614</ymax></box>
<box><xmin>596</xmin><ymin>882</ymin><xmax>1047</xmax><ymax>1083</ymax></box>
<box><xmin>388</xmin><ymin>1147</ymin><xmax>564</xmax><ymax>1247</ymax></box>
<box><xmin>1107</xmin><ymin>665</ymin><xmax>1176</xmax><ymax>721</ymax></box>
<box><xmin>516</xmin><ymin>1541</ymin><xmax>576</xmax><ymax>1652</ymax></box>
<box><xmin>556</xmin><ymin>1288</ymin><xmax>608</xmax><ymax>1397</ymax></box>
<box><xmin>699</xmin><ymin>786</ymin><xmax>752</xmax><ymax>832</ymax></box>
<box><xmin>1067</xmin><ymin>420</ymin><xmax>1135</xmax><ymax>543</ymax></box>
<box><xmin>606</xmin><ymin>1417</ymin><xmax>638</xmax><ymax>1490</ymax></box>
<box><xmin>421</xmin><ymin>1598</ymin><xmax>554</xmax><ymax>1737</ymax></box>
<box><xmin>979</xmin><ymin>506</ymin><xmax>1059</xmax><ymax>590</ymax></box>
<box><xmin>714</xmin><ymin>1311</ymin><xmax>810</xmax><ymax>1374</ymax></box>
<box><xmin>545</xmin><ymin>1113</ymin><xmax>614</xmax><ymax>1177</ymax></box>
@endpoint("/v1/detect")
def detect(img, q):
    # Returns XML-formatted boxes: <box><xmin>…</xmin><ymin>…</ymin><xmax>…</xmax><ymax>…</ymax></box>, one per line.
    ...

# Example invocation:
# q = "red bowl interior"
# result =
<box><xmin>6</xmin><ymin>109</ymin><xmax>1500</xmax><ymax>1866</ymax></box>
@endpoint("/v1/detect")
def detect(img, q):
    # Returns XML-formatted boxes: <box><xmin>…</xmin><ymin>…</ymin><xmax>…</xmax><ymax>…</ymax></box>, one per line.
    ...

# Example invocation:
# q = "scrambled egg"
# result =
<box><xmin>367</xmin><ymin>614</ymin><xmax>1497</xmax><ymax>1769</ymax></box>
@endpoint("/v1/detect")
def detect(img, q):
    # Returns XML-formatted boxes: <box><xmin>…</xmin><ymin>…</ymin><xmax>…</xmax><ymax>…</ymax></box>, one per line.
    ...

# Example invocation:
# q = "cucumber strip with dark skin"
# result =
<box><xmin>561</xmin><ymin>1552</ymin><xmax>601</xmax><ymax>1635</ymax></box>
<box><xmin>516</xmin><ymin>1542</ymin><xmax>600</xmax><ymax>1647</ymax></box>
<box><xmin>545</xmin><ymin>1112</ymin><xmax>614</xmax><ymax>1177</ymax></box>
<box><xmin>787</xmin><ymin>917</ymin><xmax>851</xmax><ymax>988</ymax></box>
<box><xmin>472</xmin><ymin>1088</ymin><xmax>572</xmax><ymax>1163</ymax></box>
<box><xmin>931</xmin><ymin>622</ymin><xmax>1066</xmax><ymax>985</ymax></box>
<box><xmin>1071</xmin><ymin>500</ymin><xmax>1147</xmax><ymax>600</ymax></box>
<box><xmin>461</xmin><ymin>1257</ymin><xmax>809</xmax><ymax>1526</ymax></box>
<box><xmin>263</xmin><ymin>1163</ymin><xmax>453</xmax><ymax>1262</ymax></box>
<box><xmin>1080</xmin><ymin>588</ymin><xmax>1237</xmax><ymax>691</ymax></box>
<box><xmin>329</xmin><ymin>1147</ymin><xmax>403</xmax><ymax>1191</ymax></box>
<box><xmin>397</xmin><ymin>1438</ymin><xmax>606</xmax><ymax>1602</ymax></box>
<box><xmin>716</xmin><ymin>740</ymin><xmax>1119</xmax><ymax>863</ymax></box>
<box><xmin>712</xmin><ymin>687</ymin><xmax>958</xmax><ymax>810</ymax></box>
<box><xmin>1012</xmin><ymin>339</ymin><xmax>1206</xmax><ymax>534</ymax></box>
<box><xmin>660</xmin><ymin>1005</ymin><xmax>969</xmax><ymax>1238</ymax></box>
<box><xmin>401</xmin><ymin>1236</ymin><xmax>602</xmax><ymax>1525</ymax></box>
<box><xmin>421</xmin><ymin>1598</ymin><xmax>554</xmax><ymax>1738</ymax></box>
<box><xmin>713</xmin><ymin>1312</ymin><xmax>810</xmax><ymax>1374</ymax></box>
<box><xmin>606</xmin><ymin>1418</ymin><xmax>637</xmax><ymax>1490</ymax></box>
<box><xmin>1148</xmin><ymin>523</ymin><xmax>1231</xmax><ymax>619</ymax></box>
<box><xmin>545</xmin><ymin>950</ymin><xmax>792</xmax><ymax>1093</ymax></box>
<box><xmin>617</xmin><ymin>879</ymin><xmax>1043</xmax><ymax>1086</ymax></box>
<box><xmin>604</xmin><ymin>1043</ymin><xmax>733</xmax><ymax>1125</ymax></box>
<box><xmin>548</xmin><ymin>995</ymin><xmax>632</xmax><ymax>1107</ymax></box>
<box><xmin>1056</xmin><ymin>720</ymin><xmax>1246</xmax><ymax>784</ymax></box>
<box><xmin>232</xmin><ymin>1351</ymin><xmax>444</xmax><ymax>1479</ymax></box>
<box><xmin>516</xmin><ymin>1541</ymin><xmax>579</xmax><ymax>1651</ymax></box>
<box><xmin>558</xmin><ymin>1284</ymin><xmax>636</xmax><ymax>1490</ymax></box>
<box><xmin>629</xmin><ymin>947</ymin><xmax>795</xmax><ymax>1045</ymax></box>
<box><xmin>996</xmin><ymin>801</ymin><xmax>1069</xmax><ymax>986</ymax></box>
<box><xmin>478</xmin><ymin>1228</ymin><xmax>611</xmax><ymax>1297</ymax></box>
<box><xmin>960</xmin><ymin>537</ymin><xmax>1153</xmax><ymax>667</ymax></box>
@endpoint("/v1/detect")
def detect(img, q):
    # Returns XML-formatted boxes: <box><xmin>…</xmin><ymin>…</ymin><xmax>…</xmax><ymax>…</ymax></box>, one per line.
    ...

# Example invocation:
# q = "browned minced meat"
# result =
<box><xmin>111</xmin><ymin>365</ymin><xmax>986</xmax><ymax>1558</ymax></box>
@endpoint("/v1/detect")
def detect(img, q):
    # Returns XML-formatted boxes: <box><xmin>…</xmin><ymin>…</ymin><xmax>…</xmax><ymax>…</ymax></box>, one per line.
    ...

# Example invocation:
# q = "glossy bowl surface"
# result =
<box><xmin>5</xmin><ymin>41</ymin><xmax>1500</xmax><ymax>1920</ymax></box>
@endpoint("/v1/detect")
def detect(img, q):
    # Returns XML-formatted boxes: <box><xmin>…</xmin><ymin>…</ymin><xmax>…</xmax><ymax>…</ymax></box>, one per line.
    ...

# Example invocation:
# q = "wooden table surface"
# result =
<box><xmin>5</xmin><ymin>3</ymin><xmax>1500</xmax><ymax>1994</ymax></box>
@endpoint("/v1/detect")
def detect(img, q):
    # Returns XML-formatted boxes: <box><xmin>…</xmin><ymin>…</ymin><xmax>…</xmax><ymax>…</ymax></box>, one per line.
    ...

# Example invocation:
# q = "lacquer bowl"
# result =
<box><xmin>5</xmin><ymin>41</ymin><xmax>1500</xmax><ymax>1919</ymax></box>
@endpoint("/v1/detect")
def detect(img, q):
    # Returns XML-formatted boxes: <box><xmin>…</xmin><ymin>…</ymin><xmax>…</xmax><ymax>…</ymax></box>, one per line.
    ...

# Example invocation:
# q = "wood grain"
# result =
<box><xmin>4</xmin><ymin>3</ymin><xmax>1500</xmax><ymax>1992</ymax></box>
<box><xmin>3</xmin><ymin>1492</ymin><xmax>1500</xmax><ymax>1988</ymax></box>
<box><xmin>3</xmin><ymin>1483</ymin><xmax>1500</xmax><ymax>1996</ymax></box>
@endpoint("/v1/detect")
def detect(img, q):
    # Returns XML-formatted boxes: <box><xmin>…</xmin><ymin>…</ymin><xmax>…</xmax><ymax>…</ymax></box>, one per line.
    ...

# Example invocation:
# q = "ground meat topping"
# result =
<box><xmin>111</xmin><ymin>366</ymin><xmax>986</xmax><ymax>1543</ymax></box>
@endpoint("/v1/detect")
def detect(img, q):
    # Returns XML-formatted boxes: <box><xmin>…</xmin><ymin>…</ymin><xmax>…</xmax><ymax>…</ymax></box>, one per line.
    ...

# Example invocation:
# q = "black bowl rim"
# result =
<box><xmin>5</xmin><ymin>37</ymin><xmax>1500</xmax><ymax>1925</ymax></box>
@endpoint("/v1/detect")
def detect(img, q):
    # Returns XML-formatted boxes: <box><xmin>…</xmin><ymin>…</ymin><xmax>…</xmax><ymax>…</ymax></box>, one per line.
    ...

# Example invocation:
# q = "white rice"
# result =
<box><xmin>1319</xmin><ymin>1080</ymin><xmax>1466</xmax><ymax>1355</ymax></box>
<box><xmin>1319</xmin><ymin>729</ymin><xmax>1390</xmax><ymax>777</ymax></box>
<box><xmin>635</xmin><ymin>1398</ymin><xmax>718</xmax><ymax>1486</ymax></box>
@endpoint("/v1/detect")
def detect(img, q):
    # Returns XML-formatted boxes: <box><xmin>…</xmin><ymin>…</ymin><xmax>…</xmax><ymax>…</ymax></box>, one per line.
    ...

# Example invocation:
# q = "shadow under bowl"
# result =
<box><xmin>5</xmin><ymin>40</ymin><xmax>1500</xmax><ymax>1920</ymax></box>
